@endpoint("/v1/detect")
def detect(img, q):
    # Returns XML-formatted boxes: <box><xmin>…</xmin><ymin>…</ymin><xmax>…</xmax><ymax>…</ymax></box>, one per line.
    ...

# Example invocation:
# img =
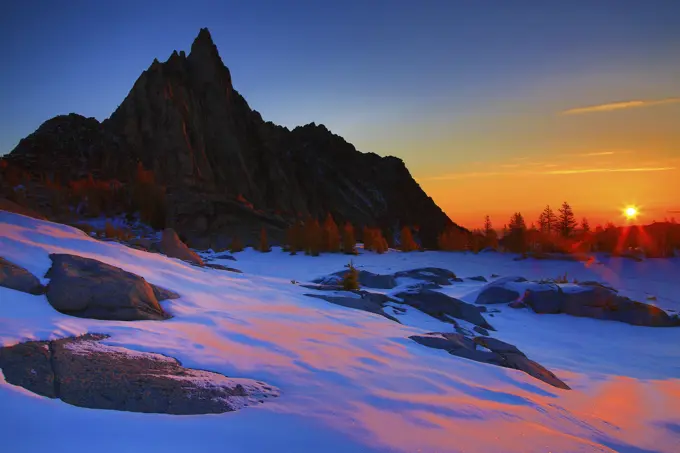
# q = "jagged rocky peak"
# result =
<box><xmin>4</xmin><ymin>27</ymin><xmax>457</xmax><ymax>248</ymax></box>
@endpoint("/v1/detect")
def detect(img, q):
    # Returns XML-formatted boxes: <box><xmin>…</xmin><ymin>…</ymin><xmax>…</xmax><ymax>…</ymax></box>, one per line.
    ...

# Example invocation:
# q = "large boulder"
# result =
<box><xmin>0</xmin><ymin>257</ymin><xmax>45</xmax><ymax>295</ymax></box>
<box><xmin>159</xmin><ymin>228</ymin><xmax>204</xmax><ymax>266</ymax></box>
<box><xmin>475</xmin><ymin>286</ymin><xmax>520</xmax><ymax>305</ymax></box>
<box><xmin>395</xmin><ymin>289</ymin><xmax>494</xmax><ymax>330</ymax></box>
<box><xmin>45</xmin><ymin>254</ymin><xmax>173</xmax><ymax>321</ymax></box>
<box><xmin>411</xmin><ymin>333</ymin><xmax>570</xmax><ymax>390</ymax></box>
<box><xmin>0</xmin><ymin>334</ymin><xmax>279</xmax><ymax>414</ymax></box>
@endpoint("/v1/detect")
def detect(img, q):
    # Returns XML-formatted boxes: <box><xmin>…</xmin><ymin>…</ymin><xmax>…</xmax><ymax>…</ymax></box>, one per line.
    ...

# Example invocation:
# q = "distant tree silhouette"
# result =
<box><xmin>321</xmin><ymin>213</ymin><xmax>340</xmax><ymax>252</ymax></box>
<box><xmin>558</xmin><ymin>202</ymin><xmax>577</xmax><ymax>238</ymax></box>
<box><xmin>304</xmin><ymin>217</ymin><xmax>322</xmax><ymax>256</ymax></box>
<box><xmin>437</xmin><ymin>225</ymin><xmax>467</xmax><ymax>251</ymax></box>
<box><xmin>258</xmin><ymin>227</ymin><xmax>271</xmax><ymax>252</ymax></box>
<box><xmin>505</xmin><ymin>212</ymin><xmax>527</xmax><ymax>253</ymax></box>
<box><xmin>538</xmin><ymin>205</ymin><xmax>558</xmax><ymax>235</ymax></box>
<box><xmin>229</xmin><ymin>235</ymin><xmax>244</xmax><ymax>253</ymax></box>
<box><xmin>483</xmin><ymin>215</ymin><xmax>493</xmax><ymax>236</ymax></box>
<box><xmin>342</xmin><ymin>222</ymin><xmax>357</xmax><ymax>254</ymax></box>
<box><xmin>286</xmin><ymin>221</ymin><xmax>304</xmax><ymax>255</ymax></box>
<box><xmin>363</xmin><ymin>227</ymin><xmax>388</xmax><ymax>253</ymax></box>
<box><xmin>581</xmin><ymin>217</ymin><xmax>590</xmax><ymax>234</ymax></box>
<box><xmin>399</xmin><ymin>226</ymin><xmax>419</xmax><ymax>252</ymax></box>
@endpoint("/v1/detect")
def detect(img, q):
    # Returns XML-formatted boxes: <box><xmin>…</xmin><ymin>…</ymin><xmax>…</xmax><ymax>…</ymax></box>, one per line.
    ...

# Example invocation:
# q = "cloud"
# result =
<box><xmin>418</xmin><ymin>166</ymin><xmax>676</xmax><ymax>182</ymax></box>
<box><xmin>561</xmin><ymin>97</ymin><xmax>680</xmax><ymax>115</ymax></box>
<box><xmin>546</xmin><ymin>167</ymin><xmax>676</xmax><ymax>175</ymax></box>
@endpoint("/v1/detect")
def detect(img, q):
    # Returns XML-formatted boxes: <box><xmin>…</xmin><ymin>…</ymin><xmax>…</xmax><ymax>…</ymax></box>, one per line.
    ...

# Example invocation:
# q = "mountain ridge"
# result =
<box><xmin>4</xmin><ymin>28</ymin><xmax>457</xmax><ymax>248</ymax></box>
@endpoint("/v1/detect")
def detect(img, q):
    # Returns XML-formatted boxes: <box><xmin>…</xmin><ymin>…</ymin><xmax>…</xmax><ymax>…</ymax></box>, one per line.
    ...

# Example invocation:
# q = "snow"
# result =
<box><xmin>1</xmin><ymin>210</ymin><xmax>680</xmax><ymax>452</ymax></box>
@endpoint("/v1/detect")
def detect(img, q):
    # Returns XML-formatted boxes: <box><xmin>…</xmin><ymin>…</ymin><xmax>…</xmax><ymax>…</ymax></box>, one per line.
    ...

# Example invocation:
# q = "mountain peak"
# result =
<box><xmin>191</xmin><ymin>28</ymin><xmax>216</xmax><ymax>54</ymax></box>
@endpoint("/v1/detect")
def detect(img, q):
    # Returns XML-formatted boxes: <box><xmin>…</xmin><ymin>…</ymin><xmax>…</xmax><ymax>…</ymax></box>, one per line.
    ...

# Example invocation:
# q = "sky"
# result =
<box><xmin>2</xmin><ymin>0</ymin><xmax>679</xmax><ymax>228</ymax></box>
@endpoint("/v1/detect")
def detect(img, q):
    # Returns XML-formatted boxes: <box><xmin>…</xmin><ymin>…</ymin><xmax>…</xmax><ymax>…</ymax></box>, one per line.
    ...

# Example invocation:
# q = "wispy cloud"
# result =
<box><xmin>561</xmin><ymin>97</ymin><xmax>680</xmax><ymax>115</ymax></box>
<box><xmin>546</xmin><ymin>166</ymin><xmax>676</xmax><ymax>175</ymax></box>
<box><xmin>418</xmin><ymin>166</ymin><xmax>676</xmax><ymax>182</ymax></box>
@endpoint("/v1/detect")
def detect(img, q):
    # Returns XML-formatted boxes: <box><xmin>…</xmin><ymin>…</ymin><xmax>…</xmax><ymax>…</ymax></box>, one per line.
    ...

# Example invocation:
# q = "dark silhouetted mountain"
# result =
<box><xmin>5</xmin><ymin>28</ymin><xmax>457</xmax><ymax>247</ymax></box>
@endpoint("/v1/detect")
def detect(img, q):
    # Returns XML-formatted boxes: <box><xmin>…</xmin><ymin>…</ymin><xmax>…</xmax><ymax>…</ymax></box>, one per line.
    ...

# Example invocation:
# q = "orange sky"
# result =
<box><xmin>346</xmin><ymin>91</ymin><xmax>680</xmax><ymax>230</ymax></box>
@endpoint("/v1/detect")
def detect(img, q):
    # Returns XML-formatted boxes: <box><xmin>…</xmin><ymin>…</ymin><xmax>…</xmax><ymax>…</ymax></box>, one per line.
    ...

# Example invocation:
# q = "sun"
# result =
<box><xmin>624</xmin><ymin>206</ymin><xmax>639</xmax><ymax>220</ymax></box>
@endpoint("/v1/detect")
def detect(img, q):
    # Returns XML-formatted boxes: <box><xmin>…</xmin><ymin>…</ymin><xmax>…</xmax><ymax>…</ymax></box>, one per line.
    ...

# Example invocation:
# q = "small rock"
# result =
<box><xmin>160</xmin><ymin>228</ymin><xmax>204</xmax><ymax>267</ymax></box>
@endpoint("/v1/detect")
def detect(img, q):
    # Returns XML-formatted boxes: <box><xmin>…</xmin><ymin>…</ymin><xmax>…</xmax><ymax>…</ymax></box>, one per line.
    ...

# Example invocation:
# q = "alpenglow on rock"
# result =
<box><xmin>5</xmin><ymin>28</ymin><xmax>458</xmax><ymax>247</ymax></box>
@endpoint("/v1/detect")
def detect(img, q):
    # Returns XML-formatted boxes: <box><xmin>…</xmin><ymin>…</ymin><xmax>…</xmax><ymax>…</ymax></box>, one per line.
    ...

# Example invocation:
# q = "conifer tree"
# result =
<box><xmin>399</xmin><ymin>226</ymin><xmax>419</xmax><ymax>252</ymax></box>
<box><xmin>321</xmin><ymin>213</ymin><xmax>340</xmax><ymax>252</ymax></box>
<box><xmin>506</xmin><ymin>212</ymin><xmax>528</xmax><ymax>253</ymax></box>
<box><xmin>342</xmin><ymin>261</ymin><xmax>360</xmax><ymax>290</ymax></box>
<box><xmin>581</xmin><ymin>217</ymin><xmax>590</xmax><ymax>234</ymax></box>
<box><xmin>342</xmin><ymin>222</ymin><xmax>357</xmax><ymax>255</ymax></box>
<box><xmin>229</xmin><ymin>235</ymin><xmax>244</xmax><ymax>253</ymax></box>
<box><xmin>258</xmin><ymin>227</ymin><xmax>271</xmax><ymax>252</ymax></box>
<box><xmin>538</xmin><ymin>205</ymin><xmax>558</xmax><ymax>235</ymax></box>
<box><xmin>362</xmin><ymin>226</ymin><xmax>374</xmax><ymax>251</ymax></box>
<box><xmin>558</xmin><ymin>202</ymin><xmax>577</xmax><ymax>237</ymax></box>
<box><xmin>304</xmin><ymin>217</ymin><xmax>322</xmax><ymax>256</ymax></box>
<box><xmin>483</xmin><ymin>215</ymin><xmax>493</xmax><ymax>236</ymax></box>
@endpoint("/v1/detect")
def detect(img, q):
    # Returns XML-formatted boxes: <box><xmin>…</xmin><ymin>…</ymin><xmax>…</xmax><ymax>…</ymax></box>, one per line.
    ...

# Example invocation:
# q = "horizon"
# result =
<box><xmin>2</xmin><ymin>0</ymin><xmax>679</xmax><ymax>228</ymax></box>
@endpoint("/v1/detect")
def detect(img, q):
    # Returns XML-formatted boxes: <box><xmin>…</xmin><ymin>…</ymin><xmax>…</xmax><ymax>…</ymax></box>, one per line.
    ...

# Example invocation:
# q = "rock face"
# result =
<box><xmin>524</xmin><ymin>286</ymin><xmax>679</xmax><ymax>327</ymax></box>
<box><xmin>159</xmin><ymin>228</ymin><xmax>204</xmax><ymax>266</ymax></box>
<box><xmin>0</xmin><ymin>257</ymin><xmax>45</xmax><ymax>295</ymax></box>
<box><xmin>411</xmin><ymin>333</ymin><xmax>570</xmax><ymax>390</ymax></box>
<box><xmin>45</xmin><ymin>254</ymin><xmax>173</xmax><ymax>321</ymax></box>
<box><xmin>0</xmin><ymin>334</ymin><xmax>279</xmax><ymax>414</ymax></box>
<box><xmin>4</xmin><ymin>28</ymin><xmax>457</xmax><ymax>247</ymax></box>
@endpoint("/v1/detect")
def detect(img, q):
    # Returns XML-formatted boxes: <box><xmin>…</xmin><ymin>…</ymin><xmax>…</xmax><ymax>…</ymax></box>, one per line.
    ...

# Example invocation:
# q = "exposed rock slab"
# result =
<box><xmin>304</xmin><ymin>291</ymin><xmax>400</xmax><ymax>323</ymax></box>
<box><xmin>45</xmin><ymin>254</ymin><xmax>172</xmax><ymax>321</ymax></box>
<box><xmin>0</xmin><ymin>257</ymin><xmax>45</xmax><ymax>295</ymax></box>
<box><xmin>0</xmin><ymin>334</ymin><xmax>279</xmax><ymax>414</ymax></box>
<box><xmin>394</xmin><ymin>268</ymin><xmax>458</xmax><ymax>286</ymax></box>
<box><xmin>411</xmin><ymin>333</ymin><xmax>570</xmax><ymax>390</ymax></box>
<box><xmin>395</xmin><ymin>289</ymin><xmax>494</xmax><ymax>330</ymax></box>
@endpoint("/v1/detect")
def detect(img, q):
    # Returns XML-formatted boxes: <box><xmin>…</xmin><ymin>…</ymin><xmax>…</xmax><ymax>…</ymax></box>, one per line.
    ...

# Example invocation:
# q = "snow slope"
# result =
<box><xmin>1</xmin><ymin>211</ymin><xmax>679</xmax><ymax>453</ymax></box>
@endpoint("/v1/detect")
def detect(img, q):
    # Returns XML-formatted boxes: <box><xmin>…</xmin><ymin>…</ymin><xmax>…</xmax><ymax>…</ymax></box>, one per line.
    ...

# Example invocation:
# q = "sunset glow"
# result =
<box><xmin>624</xmin><ymin>206</ymin><xmax>639</xmax><ymax>220</ymax></box>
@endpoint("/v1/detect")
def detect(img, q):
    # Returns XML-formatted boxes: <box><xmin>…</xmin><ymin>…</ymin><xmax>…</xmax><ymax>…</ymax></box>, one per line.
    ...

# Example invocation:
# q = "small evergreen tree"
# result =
<box><xmin>342</xmin><ymin>261</ymin><xmax>360</xmax><ymax>290</ymax></box>
<box><xmin>342</xmin><ymin>222</ymin><xmax>357</xmax><ymax>254</ymax></box>
<box><xmin>558</xmin><ymin>202</ymin><xmax>577</xmax><ymax>238</ymax></box>
<box><xmin>581</xmin><ymin>217</ymin><xmax>590</xmax><ymax>234</ymax></box>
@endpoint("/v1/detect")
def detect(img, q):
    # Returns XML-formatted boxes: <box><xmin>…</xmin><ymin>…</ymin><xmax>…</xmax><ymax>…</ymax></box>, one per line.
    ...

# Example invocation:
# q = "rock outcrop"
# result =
<box><xmin>0</xmin><ymin>334</ymin><xmax>279</xmax><ymax>414</ymax></box>
<box><xmin>0</xmin><ymin>257</ymin><xmax>45</xmax><ymax>295</ymax></box>
<box><xmin>411</xmin><ymin>332</ymin><xmax>570</xmax><ymax>390</ymax></box>
<box><xmin>396</xmin><ymin>289</ymin><xmax>494</xmax><ymax>331</ymax></box>
<box><xmin>159</xmin><ymin>228</ymin><xmax>204</xmax><ymax>266</ymax></box>
<box><xmin>524</xmin><ymin>285</ymin><xmax>679</xmax><ymax>327</ymax></box>
<box><xmin>45</xmin><ymin>254</ymin><xmax>173</xmax><ymax>321</ymax></box>
<box><xmin>3</xmin><ymin>28</ymin><xmax>457</xmax><ymax>247</ymax></box>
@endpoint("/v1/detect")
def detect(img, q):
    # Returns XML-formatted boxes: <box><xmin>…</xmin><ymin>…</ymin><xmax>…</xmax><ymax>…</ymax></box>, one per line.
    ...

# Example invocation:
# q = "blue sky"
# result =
<box><xmin>2</xmin><ymin>0</ymin><xmax>679</xmax><ymax>225</ymax></box>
